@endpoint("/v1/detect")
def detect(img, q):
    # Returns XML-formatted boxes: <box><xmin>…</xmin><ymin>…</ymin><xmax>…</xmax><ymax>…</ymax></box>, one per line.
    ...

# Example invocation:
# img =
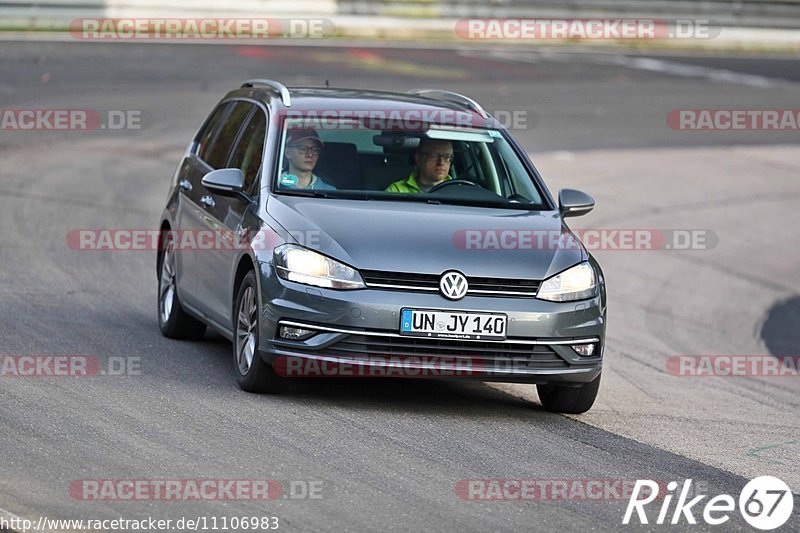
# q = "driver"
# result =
<box><xmin>385</xmin><ymin>139</ymin><xmax>454</xmax><ymax>193</ymax></box>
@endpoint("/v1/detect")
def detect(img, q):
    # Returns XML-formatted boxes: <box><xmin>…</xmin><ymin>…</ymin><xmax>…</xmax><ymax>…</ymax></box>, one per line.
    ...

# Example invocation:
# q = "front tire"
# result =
<box><xmin>233</xmin><ymin>270</ymin><xmax>284</xmax><ymax>393</ymax></box>
<box><xmin>158</xmin><ymin>235</ymin><xmax>206</xmax><ymax>340</ymax></box>
<box><xmin>537</xmin><ymin>374</ymin><xmax>601</xmax><ymax>414</ymax></box>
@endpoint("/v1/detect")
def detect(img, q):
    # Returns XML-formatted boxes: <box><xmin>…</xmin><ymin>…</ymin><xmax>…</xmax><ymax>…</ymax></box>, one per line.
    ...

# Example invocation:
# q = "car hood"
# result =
<box><xmin>267</xmin><ymin>196</ymin><xmax>586</xmax><ymax>280</ymax></box>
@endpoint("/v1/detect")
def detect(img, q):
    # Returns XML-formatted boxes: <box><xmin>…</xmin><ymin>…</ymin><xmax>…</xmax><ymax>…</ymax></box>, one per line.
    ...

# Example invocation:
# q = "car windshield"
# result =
<box><xmin>274</xmin><ymin>117</ymin><xmax>549</xmax><ymax>210</ymax></box>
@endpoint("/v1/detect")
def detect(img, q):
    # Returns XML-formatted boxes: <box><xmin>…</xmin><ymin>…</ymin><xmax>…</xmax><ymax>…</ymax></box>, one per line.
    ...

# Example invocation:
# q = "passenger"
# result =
<box><xmin>385</xmin><ymin>139</ymin><xmax>454</xmax><ymax>193</ymax></box>
<box><xmin>280</xmin><ymin>128</ymin><xmax>336</xmax><ymax>190</ymax></box>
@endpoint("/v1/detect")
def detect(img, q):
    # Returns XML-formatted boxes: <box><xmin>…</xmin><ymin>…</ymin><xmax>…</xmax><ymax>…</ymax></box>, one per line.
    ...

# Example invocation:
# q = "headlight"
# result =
<box><xmin>537</xmin><ymin>262</ymin><xmax>597</xmax><ymax>302</ymax></box>
<box><xmin>273</xmin><ymin>244</ymin><xmax>365</xmax><ymax>290</ymax></box>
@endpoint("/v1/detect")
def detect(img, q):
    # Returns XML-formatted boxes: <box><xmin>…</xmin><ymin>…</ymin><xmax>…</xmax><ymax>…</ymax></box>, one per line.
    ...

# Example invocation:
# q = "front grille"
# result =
<box><xmin>361</xmin><ymin>270</ymin><xmax>540</xmax><ymax>298</ymax></box>
<box><xmin>361</xmin><ymin>270</ymin><xmax>439</xmax><ymax>290</ymax></box>
<box><xmin>328</xmin><ymin>334</ymin><xmax>568</xmax><ymax>369</ymax></box>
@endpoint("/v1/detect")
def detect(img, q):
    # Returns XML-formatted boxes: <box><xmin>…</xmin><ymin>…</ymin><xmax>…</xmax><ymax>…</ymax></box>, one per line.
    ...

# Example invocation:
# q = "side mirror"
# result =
<box><xmin>201</xmin><ymin>168</ymin><xmax>248</xmax><ymax>200</ymax></box>
<box><xmin>559</xmin><ymin>189</ymin><xmax>594</xmax><ymax>218</ymax></box>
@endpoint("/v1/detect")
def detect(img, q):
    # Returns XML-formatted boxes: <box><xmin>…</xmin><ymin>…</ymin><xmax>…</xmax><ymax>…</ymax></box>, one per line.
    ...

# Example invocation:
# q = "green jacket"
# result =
<box><xmin>385</xmin><ymin>171</ymin><xmax>452</xmax><ymax>193</ymax></box>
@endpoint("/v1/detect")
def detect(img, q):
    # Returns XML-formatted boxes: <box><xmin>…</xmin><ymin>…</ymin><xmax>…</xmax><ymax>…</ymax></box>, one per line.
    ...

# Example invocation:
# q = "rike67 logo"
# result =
<box><xmin>624</xmin><ymin>476</ymin><xmax>794</xmax><ymax>530</ymax></box>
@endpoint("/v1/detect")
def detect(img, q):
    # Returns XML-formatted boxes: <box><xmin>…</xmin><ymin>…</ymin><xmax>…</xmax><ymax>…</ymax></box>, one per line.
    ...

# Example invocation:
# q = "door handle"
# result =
<box><xmin>179</xmin><ymin>179</ymin><xmax>192</xmax><ymax>191</ymax></box>
<box><xmin>200</xmin><ymin>195</ymin><xmax>215</xmax><ymax>208</ymax></box>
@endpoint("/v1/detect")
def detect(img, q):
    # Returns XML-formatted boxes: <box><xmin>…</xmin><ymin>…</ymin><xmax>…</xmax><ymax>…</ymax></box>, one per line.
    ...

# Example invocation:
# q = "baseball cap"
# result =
<box><xmin>286</xmin><ymin>128</ymin><xmax>324</xmax><ymax>147</ymax></box>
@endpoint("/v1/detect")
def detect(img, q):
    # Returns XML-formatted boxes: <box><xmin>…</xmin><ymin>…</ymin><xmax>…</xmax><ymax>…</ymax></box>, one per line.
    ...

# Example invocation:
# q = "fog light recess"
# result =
<box><xmin>279</xmin><ymin>326</ymin><xmax>317</xmax><ymax>341</ymax></box>
<box><xmin>571</xmin><ymin>343</ymin><xmax>596</xmax><ymax>357</ymax></box>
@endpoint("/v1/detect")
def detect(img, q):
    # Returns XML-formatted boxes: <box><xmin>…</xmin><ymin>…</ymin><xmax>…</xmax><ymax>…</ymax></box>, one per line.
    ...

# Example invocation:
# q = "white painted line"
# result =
<box><xmin>623</xmin><ymin>56</ymin><xmax>778</xmax><ymax>88</ymax></box>
<box><xmin>473</xmin><ymin>48</ymin><xmax>799</xmax><ymax>90</ymax></box>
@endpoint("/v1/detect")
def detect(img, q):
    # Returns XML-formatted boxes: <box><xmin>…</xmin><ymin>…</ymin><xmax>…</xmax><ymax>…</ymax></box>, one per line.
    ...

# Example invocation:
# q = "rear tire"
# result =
<box><xmin>157</xmin><ymin>234</ymin><xmax>207</xmax><ymax>340</ymax></box>
<box><xmin>233</xmin><ymin>270</ymin><xmax>285</xmax><ymax>393</ymax></box>
<box><xmin>537</xmin><ymin>374</ymin><xmax>601</xmax><ymax>414</ymax></box>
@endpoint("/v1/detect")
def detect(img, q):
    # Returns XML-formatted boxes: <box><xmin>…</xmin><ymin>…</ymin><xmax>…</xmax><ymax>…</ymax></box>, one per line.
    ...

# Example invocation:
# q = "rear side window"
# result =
<box><xmin>195</xmin><ymin>103</ymin><xmax>230</xmax><ymax>163</ymax></box>
<box><xmin>228</xmin><ymin>107</ymin><xmax>267</xmax><ymax>194</ymax></box>
<box><xmin>199</xmin><ymin>101</ymin><xmax>252</xmax><ymax>170</ymax></box>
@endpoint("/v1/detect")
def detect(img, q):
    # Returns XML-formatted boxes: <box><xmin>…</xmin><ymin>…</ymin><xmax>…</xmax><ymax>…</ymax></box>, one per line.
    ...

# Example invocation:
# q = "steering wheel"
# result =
<box><xmin>428</xmin><ymin>179</ymin><xmax>478</xmax><ymax>193</ymax></box>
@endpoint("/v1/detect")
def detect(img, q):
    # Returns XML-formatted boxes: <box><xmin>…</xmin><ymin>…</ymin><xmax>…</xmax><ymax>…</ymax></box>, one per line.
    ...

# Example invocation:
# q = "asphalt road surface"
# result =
<box><xmin>0</xmin><ymin>38</ymin><xmax>799</xmax><ymax>532</ymax></box>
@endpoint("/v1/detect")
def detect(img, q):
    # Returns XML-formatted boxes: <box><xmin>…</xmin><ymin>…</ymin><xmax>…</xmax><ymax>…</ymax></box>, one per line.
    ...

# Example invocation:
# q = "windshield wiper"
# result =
<box><xmin>428</xmin><ymin>197</ymin><xmax>540</xmax><ymax>209</ymax></box>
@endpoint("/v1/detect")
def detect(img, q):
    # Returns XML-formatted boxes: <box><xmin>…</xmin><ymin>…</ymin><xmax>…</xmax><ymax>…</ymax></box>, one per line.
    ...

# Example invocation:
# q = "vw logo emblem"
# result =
<box><xmin>440</xmin><ymin>271</ymin><xmax>468</xmax><ymax>300</ymax></box>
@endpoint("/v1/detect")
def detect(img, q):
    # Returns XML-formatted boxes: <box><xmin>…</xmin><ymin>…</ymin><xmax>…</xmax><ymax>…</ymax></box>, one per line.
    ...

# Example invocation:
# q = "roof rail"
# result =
<box><xmin>408</xmin><ymin>89</ymin><xmax>488</xmax><ymax>118</ymax></box>
<box><xmin>241</xmin><ymin>79</ymin><xmax>291</xmax><ymax>107</ymax></box>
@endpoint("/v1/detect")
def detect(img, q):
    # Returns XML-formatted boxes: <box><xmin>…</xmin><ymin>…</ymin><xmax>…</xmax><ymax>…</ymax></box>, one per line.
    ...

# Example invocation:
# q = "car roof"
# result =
<box><xmin>230</xmin><ymin>84</ymin><xmax>501</xmax><ymax>130</ymax></box>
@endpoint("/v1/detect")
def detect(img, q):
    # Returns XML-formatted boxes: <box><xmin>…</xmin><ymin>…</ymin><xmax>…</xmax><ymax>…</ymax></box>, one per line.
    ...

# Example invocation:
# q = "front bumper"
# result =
<box><xmin>257</xmin><ymin>262</ymin><xmax>605</xmax><ymax>384</ymax></box>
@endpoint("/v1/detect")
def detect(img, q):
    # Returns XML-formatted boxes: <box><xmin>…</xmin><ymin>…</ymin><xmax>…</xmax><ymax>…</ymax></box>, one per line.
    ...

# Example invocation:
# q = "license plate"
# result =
<box><xmin>400</xmin><ymin>308</ymin><xmax>507</xmax><ymax>340</ymax></box>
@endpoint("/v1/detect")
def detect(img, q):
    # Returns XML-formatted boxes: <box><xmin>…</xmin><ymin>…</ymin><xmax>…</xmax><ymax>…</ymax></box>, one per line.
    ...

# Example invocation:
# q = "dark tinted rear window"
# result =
<box><xmin>196</xmin><ymin>103</ymin><xmax>230</xmax><ymax>163</ymax></box>
<box><xmin>199</xmin><ymin>101</ymin><xmax>252</xmax><ymax>170</ymax></box>
<box><xmin>228</xmin><ymin>108</ymin><xmax>267</xmax><ymax>193</ymax></box>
